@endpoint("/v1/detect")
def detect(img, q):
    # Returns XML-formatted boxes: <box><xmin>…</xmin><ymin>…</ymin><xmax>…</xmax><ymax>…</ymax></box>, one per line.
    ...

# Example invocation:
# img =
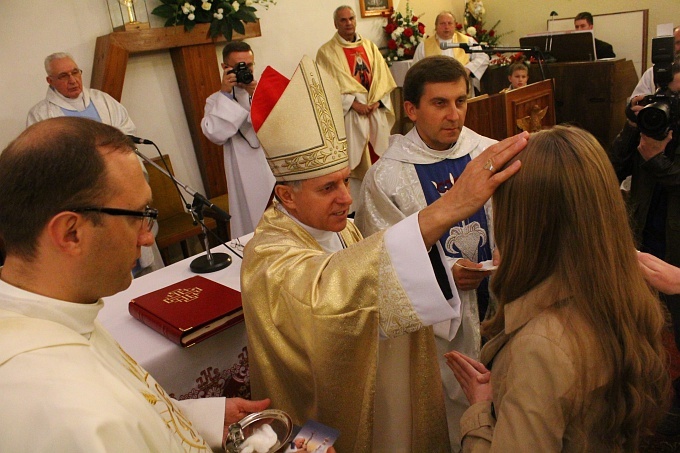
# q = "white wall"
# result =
<box><xmin>3</xmin><ymin>0</ymin><xmax>678</xmax><ymax>194</ymax></box>
<box><xmin>0</xmin><ymin>0</ymin><xmax>399</xmax><ymax>194</ymax></box>
<box><xmin>472</xmin><ymin>0</ymin><xmax>680</xmax><ymax>68</ymax></box>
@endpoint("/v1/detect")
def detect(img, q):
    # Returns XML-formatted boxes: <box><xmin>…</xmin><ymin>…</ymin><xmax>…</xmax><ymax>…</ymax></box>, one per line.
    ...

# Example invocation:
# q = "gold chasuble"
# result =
<box><xmin>316</xmin><ymin>33</ymin><xmax>396</xmax><ymax>106</ymax></box>
<box><xmin>423</xmin><ymin>33</ymin><xmax>471</xmax><ymax>66</ymax></box>
<box><xmin>241</xmin><ymin>207</ymin><xmax>450</xmax><ymax>453</ymax></box>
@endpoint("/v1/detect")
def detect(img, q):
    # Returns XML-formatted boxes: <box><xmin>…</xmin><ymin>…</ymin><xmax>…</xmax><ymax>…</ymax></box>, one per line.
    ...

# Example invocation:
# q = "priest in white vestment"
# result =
<box><xmin>0</xmin><ymin>117</ymin><xmax>270</xmax><ymax>452</ymax></box>
<box><xmin>27</xmin><ymin>52</ymin><xmax>136</xmax><ymax>134</ymax></box>
<box><xmin>26</xmin><ymin>52</ymin><xmax>162</xmax><ymax>276</ymax></box>
<box><xmin>202</xmin><ymin>41</ymin><xmax>276</xmax><ymax>238</ymax></box>
<box><xmin>316</xmin><ymin>5</ymin><xmax>397</xmax><ymax>209</ymax></box>
<box><xmin>242</xmin><ymin>55</ymin><xmax>528</xmax><ymax>452</ymax></box>
<box><xmin>412</xmin><ymin>11</ymin><xmax>489</xmax><ymax>96</ymax></box>
<box><xmin>356</xmin><ymin>56</ymin><xmax>497</xmax><ymax>452</ymax></box>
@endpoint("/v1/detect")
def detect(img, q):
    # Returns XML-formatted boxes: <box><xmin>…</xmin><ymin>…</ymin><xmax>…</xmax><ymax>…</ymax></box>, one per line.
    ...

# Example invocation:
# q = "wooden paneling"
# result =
<box><xmin>91</xmin><ymin>22</ymin><xmax>262</xmax><ymax>198</ymax></box>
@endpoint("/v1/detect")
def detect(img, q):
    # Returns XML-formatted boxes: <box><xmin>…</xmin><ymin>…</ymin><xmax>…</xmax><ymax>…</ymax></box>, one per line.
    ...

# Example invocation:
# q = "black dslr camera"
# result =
<box><xmin>629</xmin><ymin>36</ymin><xmax>680</xmax><ymax>140</ymax></box>
<box><xmin>228</xmin><ymin>62</ymin><xmax>254</xmax><ymax>85</ymax></box>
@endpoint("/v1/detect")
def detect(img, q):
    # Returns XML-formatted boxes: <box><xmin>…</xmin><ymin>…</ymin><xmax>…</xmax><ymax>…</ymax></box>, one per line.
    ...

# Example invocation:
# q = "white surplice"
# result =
<box><xmin>355</xmin><ymin>126</ymin><xmax>497</xmax><ymax>452</ymax></box>
<box><xmin>202</xmin><ymin>89</ymin><xmax>275</xmax><ymax>238</ymax></box>
<box><xmin>27</xmin><ymin>87</ymin><xmax>137</xmax><ymax>134</ymax></box>
<box><xmin>0</xmin><ymin>279</ymin><xmax>225</xmax><ymax>452</ymax></box>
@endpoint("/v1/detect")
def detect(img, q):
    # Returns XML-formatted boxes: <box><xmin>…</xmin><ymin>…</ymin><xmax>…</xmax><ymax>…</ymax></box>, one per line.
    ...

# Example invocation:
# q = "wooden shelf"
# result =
<box><xmin>95</xmin><ymin>22</ymin><xmax>261</xmax><ymax>54</ymax></box>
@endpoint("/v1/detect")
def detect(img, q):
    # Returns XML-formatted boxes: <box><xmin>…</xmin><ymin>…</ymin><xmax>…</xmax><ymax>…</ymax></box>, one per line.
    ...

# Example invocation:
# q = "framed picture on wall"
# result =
<box><xmin>359</xmin><ymin>0</ymin><xmax>393</xmax><ymax>18</ymax></box>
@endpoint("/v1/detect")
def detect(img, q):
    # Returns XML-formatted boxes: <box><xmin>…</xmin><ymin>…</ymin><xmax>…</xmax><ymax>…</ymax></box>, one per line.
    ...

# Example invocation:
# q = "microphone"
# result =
<box><xmin>440</xmin><ymin>42</ymin><xmax>469</xmax><ymax>51</ymax></box>
<box><xmin>127</xmin><ymin>135</ymin><xmax>155</xmax><ymax>145</ymax></box>
<box><xmin>132</xmin><ymin>147</ymin><xmax>233</xmax><ymax>273</ymax></box>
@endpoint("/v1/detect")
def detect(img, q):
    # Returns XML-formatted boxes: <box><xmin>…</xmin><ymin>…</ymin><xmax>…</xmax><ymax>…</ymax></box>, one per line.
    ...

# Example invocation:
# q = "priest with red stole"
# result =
<box><xmin>316</xmin><ymin>5</ymin><xmax>397</xmax><ymax>209</ymax></box>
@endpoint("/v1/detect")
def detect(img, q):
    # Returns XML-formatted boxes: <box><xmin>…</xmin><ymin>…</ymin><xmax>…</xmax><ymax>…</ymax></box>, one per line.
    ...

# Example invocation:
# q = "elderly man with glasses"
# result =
<box><xmin>26</xmin><ymin>52</ymin><xmax>163</xmax><ymax>276</ymax></box>
<box><xmin>26</xmin><ymin>52</ymin><xmax>136</xmax><ymax>135</ymax></box>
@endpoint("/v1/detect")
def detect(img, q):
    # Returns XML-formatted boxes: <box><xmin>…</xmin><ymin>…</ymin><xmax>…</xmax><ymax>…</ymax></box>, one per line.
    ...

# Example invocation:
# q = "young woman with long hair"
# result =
<box><xmin>446</xmin><ymin>125</ymin><xmax>670</xmax><ymax>452</ymax></box>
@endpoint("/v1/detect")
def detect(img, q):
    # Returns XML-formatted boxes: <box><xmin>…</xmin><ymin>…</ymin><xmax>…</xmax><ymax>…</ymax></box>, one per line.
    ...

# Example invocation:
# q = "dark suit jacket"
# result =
<box><xmin>608</xmin><ymin>123</ymin><xmax>680</xmax><ymax>268</ymax></box>
<box><xmin>595</xmin><ymin>38</ymin><xmax>615</xmax><ymax>59</ymax></box>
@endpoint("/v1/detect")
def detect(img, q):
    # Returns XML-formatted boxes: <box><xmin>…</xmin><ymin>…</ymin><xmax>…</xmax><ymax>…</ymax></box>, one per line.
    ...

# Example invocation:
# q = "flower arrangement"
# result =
<box><xmin>457</xmin><ymin>20</ymin><xmax>507</xmax><ymax>46</ymax></box>
<box><xmin>152</xmin><ymin>0</ymin><xmax>277</xmax><ymax>40</ymax></box>
<box><xmin>489</xmin><ymin>52</ymin><xmax>543</xmax><ymax>67</ymax></box>
<box><xmin>460</xmin><ymin>0</ymin><xmax>510</xmax><ymax>47</ymax></box>
<box><xmin>383</xmin><ymin>1</ymin><xmax>425</xmax><ymax>64</ymax></box>
<box><xmin>489</xmin><ymin>52</ymin><xmax>522</xmax><ymax>66</ymax></box>
<box><xmin>464</xmin><ymin>0</ymin><xmax>485</xmax><ymax>27</ymax></box>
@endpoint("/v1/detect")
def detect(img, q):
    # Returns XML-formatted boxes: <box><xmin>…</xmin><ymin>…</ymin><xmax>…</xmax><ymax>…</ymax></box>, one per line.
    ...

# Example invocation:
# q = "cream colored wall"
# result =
<box><xmin>0</xmin><ymin>0</ymin><xmax>397</xmax><ymax>194</ymax></box>
<box><xmin>407</xmin><ymin>0</ymin><xmax>679</xmax><ymax>68</ymax></box>
<box><xmin>1</xmin><ymin>0</ymin><xmax>677</xmax><ymax>193</ymax></box>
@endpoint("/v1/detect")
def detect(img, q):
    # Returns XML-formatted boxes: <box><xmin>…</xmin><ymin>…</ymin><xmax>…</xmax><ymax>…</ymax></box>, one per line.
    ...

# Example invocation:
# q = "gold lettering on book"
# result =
<box><xmin>163</xmin><ymin>287</ymin><xmax>203</xmax><ymax>304</ymax></box>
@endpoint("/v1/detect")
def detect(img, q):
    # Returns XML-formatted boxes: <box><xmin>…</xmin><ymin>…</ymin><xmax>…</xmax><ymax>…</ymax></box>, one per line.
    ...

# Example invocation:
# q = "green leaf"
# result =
<box><xmin>235</xmin><ymin>9</ymin><xmax>257</xmax><ymax>22</ymax></box>
<box><xmin>186</xmin><ymin>20</ymin><xmax>197</xmax><ymax>32</ymax></box>
<box><xmin>151</xmin><ymin>4</ymin><xmax>177</xmax><ymax>18</ymax></box>
<box><xmin>221</xmin><ymin>21</ymin><xmax>234</xmax><ymax>41</ymax></box>
<box><xmin>229</xmin><ymin>16</ymin><xmax>245</xmax><ymax>35</ymax></box>
<box><xmin>209</xmin><ymin>20</ymin><xmax>221</xmax><ymax>38</ymax></box>
<box><xmin>194</xmin><ymin>9</ymin><xmax>213</xmax><ymax>24</ymax></box>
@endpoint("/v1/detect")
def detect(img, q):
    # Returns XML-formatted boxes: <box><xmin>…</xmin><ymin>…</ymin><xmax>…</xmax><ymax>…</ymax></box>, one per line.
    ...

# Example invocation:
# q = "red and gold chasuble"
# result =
<box><xmin>342</xmin><ymin>45</ymin><xmax>372</xmax><ymax>92</ymax></box>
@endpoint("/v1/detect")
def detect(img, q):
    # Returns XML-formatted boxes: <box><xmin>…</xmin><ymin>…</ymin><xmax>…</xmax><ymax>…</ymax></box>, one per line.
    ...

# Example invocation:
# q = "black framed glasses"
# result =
<box><xmin>71</xmin><ymin>206</ymin><xmax>158</xmax><ymax>232</ymax></box>
<box><xmin>53</xmin><ymin>68</ymin><xmax>83</xmax><ymax>82</ymax></box>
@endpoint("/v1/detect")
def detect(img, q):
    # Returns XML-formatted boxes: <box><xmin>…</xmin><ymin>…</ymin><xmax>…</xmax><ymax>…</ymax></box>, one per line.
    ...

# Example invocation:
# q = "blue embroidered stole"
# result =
<box><xmin>415</xmin><ymin>156</ymin><xmax>491</xmax><ymax>263</ymax></box>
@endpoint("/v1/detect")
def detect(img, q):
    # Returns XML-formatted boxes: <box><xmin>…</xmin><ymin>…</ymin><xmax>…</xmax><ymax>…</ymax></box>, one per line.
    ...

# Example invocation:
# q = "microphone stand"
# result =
<box><xmin>133</xmin><ymin>148</ymin><xmax>233</xmax><ymax>273</ymax></box>
<box><xmin>463</xmin><ymin>45</ymin><xmax>548</xmax><ymax>81</ymax></box>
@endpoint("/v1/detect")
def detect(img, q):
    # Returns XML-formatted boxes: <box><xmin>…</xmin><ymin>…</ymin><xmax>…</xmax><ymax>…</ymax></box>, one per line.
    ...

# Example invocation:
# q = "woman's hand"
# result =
<box><xmin>445</xmin><ymin>351</ymin><xmax>493</xmax><ymax>405</ymax></box>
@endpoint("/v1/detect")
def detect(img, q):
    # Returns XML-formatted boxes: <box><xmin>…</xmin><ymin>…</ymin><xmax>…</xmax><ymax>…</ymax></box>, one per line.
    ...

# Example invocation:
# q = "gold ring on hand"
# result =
<box><xmin>483</xmin><ymin>158</ymin><xmax>496</xmax><ymax>173</ymax></box>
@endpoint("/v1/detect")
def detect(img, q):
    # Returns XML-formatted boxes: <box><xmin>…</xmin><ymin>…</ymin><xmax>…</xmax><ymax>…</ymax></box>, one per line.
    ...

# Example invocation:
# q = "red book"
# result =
<box><xmin>128</xmin><ymin>276</ymin><xmax>244</xmax><ymax>347</ymax></box>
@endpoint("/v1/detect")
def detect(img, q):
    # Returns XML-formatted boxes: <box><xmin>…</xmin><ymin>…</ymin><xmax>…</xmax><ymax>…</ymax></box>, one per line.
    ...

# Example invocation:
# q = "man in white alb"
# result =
<box><xmin>202</xmin><ymin>41</ymin><xmax>275</xmax><ymax>238</ymax></box>
<box><xmin>356</xmin><ymin>56</ymin><xmax>498</xmax><ymax>452</ymax></box>
<box><xmin>0</xmin><ymin>117</ymin><xmax>270</xmax><ymax>451</ymax></box>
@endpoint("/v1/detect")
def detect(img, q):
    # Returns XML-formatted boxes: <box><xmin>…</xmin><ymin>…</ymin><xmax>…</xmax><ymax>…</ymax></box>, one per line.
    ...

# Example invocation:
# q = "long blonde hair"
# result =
<box><xmin>487</xmin><ymin>125</ymin><xmax>669</xmax><ymax>450</ymax></box>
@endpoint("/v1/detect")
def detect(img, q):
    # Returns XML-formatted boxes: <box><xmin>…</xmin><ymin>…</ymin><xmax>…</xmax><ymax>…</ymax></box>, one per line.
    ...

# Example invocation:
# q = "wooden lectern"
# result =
<box><xmin>90</xmin><ymin>22</ymin><xmax>261</xmax><ymax>198</ymax></box>
<box><xmin>467</xmin><ymin>79</ymin><xmax>556</xmax><ymax>141</ymax></box>
<box><xmin>480</xmin><ymin>60</ymin><xmax>638</xmax><ymax>147</ymax></box>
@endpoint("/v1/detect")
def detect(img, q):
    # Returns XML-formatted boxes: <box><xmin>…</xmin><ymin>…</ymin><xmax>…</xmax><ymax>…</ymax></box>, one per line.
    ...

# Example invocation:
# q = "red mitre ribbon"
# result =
<box><xmin>251</xmin><ymin>66</ymin><xmax>290</xmax><ymax>132</ymax></box>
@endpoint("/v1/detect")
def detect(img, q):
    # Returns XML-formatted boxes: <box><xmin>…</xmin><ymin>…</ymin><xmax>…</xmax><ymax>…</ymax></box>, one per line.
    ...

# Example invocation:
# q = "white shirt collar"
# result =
<box><xmin>48</xmin><ymin>86</ymin><xmax>88</xmax><ymax>111</ymax></box>
<box><xmin>276</xmin><ymin>204</ymin><xmax>343</xmax><ymax>253</ymax></box>
<box><xmin>0</xmin><ymin>276</ymin><xmax>102</xmax><ymax>336</ymax></box>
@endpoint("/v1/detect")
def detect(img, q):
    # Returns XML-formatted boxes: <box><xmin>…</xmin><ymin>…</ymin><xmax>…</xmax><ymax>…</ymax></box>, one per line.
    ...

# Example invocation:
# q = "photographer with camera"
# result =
<box><xmin>631</xmin><ymin>27</ymin><xmax>680</xmax><ymax>99</ymax></box>
<box><xmin>202</xmin><ymin>41</ymin><xmax>275</xmax><ymax>238</ymax></box>
<box><xmin>608</xmin><ymin>54</ymin><xmax>680</xmax><ymax>436</ymax></box>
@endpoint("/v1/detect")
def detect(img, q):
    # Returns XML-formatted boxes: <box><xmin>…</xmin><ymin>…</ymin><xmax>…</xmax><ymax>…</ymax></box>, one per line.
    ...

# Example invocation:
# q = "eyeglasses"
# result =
<box><xmin>71</xmin><ymin>206</ymin><xmax>158</xmax><ymax>232</ymax></box>
<box><xmin>53</xmin><ymin>68</ymin><xmax>83</xmax><ymax>82</ymax></box>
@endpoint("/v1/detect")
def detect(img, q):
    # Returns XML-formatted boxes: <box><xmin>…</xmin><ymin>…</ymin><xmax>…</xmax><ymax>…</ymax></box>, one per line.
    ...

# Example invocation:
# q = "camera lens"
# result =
<box><xmin>637</xmin><ymin>101</ymin><xmax>671</xmax><ymax>140</ymax></box>
<box><xmin>237</xmin><ymin>71</ymin><xmax>253</xmax><ymax>85</ymax></box>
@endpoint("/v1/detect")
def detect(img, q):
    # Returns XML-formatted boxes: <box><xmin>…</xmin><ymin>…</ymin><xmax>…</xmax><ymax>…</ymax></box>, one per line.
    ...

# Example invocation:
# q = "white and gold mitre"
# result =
<box><xmin>251</xmin><ymin>55</ymin><xmax>348</xmax><ymax>182</ymax></box>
